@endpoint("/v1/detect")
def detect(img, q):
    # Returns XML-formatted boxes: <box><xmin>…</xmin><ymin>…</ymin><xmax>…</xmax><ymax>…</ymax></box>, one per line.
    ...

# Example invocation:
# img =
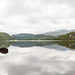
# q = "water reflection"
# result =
<box><xmin>0</xmin><ymin>41</ymin><xmax>10</xmax><ymax>48</ymax></box>
<box><xmin>55</xmin><ymin>41</ymin><xmax>75</xmax><ymax>49</ymax></box>
<box><xmin>0</xmin><ymin>41</ymin><xmax>75</xmax><ymax>75</ymax></box>
<box><xmin>1</xmin><ymin>46</ymin><xmax>75</xmax><ymax>75</ymax></box>
<box><xmin>0</xmin><ymin>41</ymin><xmax>75</xmax><ymax>50</ymax></box>
<box><xmin>11</xmin><ymin>41</ymin><xmax>75</xmax><ymax>50</ymax></box>
<box><xmin>11</xmin><ymin>41</ymin><xmax>55</xmax><ymax>47</ymax></box>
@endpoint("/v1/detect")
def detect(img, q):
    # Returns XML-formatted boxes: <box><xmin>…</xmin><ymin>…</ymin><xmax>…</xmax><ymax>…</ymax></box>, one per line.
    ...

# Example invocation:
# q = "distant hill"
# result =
<box><xmin>12</xmin><ymin>33</ymin><xmax>56</xmax><ymax>40</ymax></box>
<box><xmin>0</xmin><ymin>32</ymin><xmax>11</xmax><ymax>41</ymax></box>
<box><xmin>27</xmin><ymin>35</ymin><xmax>56</xmax><ymax>40</ymax></box>
<box><xmin>12</xmin><ymin>41</ymin><xmax>54</xmax><ymax>47</ymax></box>
<box><xmin>54</xmin><ymin>32</ymin><xmax>75</xmax><ymax>40</ymax></box>
<box><xmin>43</xmin><ymin>29</ymin><xmax>75</xmax><ymax>36</ymax></box>
<box><xmin>12</xmin><ymin>33</ymin><xmax>34</xmax><ymax>40</ymax></box>
<box><xmin>11</xmin><ymin>29</ymin><xmax>75</xmax><ymax>40</ymax></box>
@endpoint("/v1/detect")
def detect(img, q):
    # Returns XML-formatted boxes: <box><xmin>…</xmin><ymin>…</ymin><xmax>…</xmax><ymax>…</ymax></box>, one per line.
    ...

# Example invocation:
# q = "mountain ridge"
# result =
<box><xmin>42</xmin><ymin>29</ymin><xmax>75</xmax><ymax>36</ymax></box>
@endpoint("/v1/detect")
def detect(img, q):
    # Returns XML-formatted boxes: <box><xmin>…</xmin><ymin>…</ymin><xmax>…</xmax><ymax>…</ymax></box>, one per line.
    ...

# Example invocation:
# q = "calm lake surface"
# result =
<box><xmin>0</xmin><ymin>41</ymin><xmax>75</xmax><ymax>75</ymax></box>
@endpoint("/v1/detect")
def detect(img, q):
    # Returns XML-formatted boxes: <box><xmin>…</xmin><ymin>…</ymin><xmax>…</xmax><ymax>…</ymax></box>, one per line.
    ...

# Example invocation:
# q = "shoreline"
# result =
<box><xmin>5</xmin><ymin>40</ymin><xmax>75</xmax><ymax>42</ymax></box>
<box><xmin>8</xmin><ymin>40</ymin><xmax>61</xmax><ymax>42</ymax></box>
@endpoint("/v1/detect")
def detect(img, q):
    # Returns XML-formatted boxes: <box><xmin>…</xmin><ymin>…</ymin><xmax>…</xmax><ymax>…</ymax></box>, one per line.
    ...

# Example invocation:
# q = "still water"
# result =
<box><xmin>0</xmin><ymin>41</ymin><xmax>75</xmax><ymax>75</ymax></box>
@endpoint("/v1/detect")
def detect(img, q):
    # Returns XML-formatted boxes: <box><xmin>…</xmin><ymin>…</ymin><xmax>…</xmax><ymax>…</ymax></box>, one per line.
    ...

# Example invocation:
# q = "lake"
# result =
<box><xmin>0</xmin><ymin>41</ymin><xmax>75</xmax><ymax>75</ymax></box>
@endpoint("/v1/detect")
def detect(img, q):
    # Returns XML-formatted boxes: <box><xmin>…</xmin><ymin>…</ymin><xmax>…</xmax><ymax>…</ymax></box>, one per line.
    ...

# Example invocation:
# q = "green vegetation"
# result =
<box><xmin>54</xmin><ymin>32</ymin><xmax>75</xmax><ymax>40</ymax></box>
<box><xmin>1</xmin><ymin>31</ymin><xmax>75</xmax><ymax>41</ymax></box>
<box><xmin>0</xmin><ymin>32</ymin><xmax>11</xmax><ymax>41</ymax></box>
<box><xmin>27</xmin><ymin>35</ymin><xmax>56</xmax><ymax>40</ymax></box>
<box><xmin>12</xmin><ymin>33</ymin><xmax>56</xmax><ymax>40</ymax></box>
<box><xmin>12</xmin><ymin>33</ymin><xmax>33</xmax><ymax>40</ymax></box>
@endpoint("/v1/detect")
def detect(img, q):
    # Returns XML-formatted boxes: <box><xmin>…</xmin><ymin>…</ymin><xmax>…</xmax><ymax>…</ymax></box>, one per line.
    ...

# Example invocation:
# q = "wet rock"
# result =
<box><xmin>0</xmin><ymin>48</ymin><xmax>8</xmax><ymax>54</ymax></box>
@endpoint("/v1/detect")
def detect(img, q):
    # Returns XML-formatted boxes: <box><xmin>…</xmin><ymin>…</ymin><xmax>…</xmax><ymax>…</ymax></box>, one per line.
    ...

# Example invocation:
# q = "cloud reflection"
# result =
<box><xmin>0</xmin><ymin>46</ymin><xmax>74</xmax><ymax>75</ymax></box>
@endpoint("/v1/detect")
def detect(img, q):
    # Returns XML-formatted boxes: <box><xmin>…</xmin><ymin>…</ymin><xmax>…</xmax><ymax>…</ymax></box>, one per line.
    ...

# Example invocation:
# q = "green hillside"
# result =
<box><xmin>12</xmin><ymin>33</ymin><xmax>56</xmax><ymax>40</ymax></box>
<box><xmin>0</xmin><ymin>32</ymin><xmax>11</xmax><ymax>41</ymax></box>
<box><xmin>27</xmin><ymin>35</ymin><xmax>55</xmax><ymax>40</ymax></box>
<box><xmin>54</xmin><ymin>32</ymin><xmax>75</xmax><ymax>40</ymax></box>
<box><xmin>12</xmin><ymin>33</ymin><xmax>34</xmax><ymax>40</ymax></box>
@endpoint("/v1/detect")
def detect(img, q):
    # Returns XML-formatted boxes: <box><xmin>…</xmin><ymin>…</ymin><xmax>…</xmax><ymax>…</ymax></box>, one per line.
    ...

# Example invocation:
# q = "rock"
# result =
<box><xmin>0</xmin><ymin>48</ymin><xmax>8</xmax><ymax>54</ymax></box>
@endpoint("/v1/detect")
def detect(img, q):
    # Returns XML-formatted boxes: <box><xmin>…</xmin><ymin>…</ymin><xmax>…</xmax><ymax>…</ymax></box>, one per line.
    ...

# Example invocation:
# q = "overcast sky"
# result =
<box><xmin>0</xmin><ymin>0</ymin><xmax>75</xmax><ymax>35</ymax></box>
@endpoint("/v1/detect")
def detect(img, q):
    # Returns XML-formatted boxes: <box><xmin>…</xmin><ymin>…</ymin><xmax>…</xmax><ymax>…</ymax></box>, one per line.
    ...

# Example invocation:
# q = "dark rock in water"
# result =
<box><xmin>0</xmin><ymin>48</ymin><xmax>8</xmax><ymax>54</ymax></box>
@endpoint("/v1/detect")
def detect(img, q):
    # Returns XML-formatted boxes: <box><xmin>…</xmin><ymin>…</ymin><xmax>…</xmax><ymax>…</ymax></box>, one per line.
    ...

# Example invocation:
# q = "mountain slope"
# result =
<box><xmin>43</xmin><ymin>29</ymin><xmax>75</xmax><ymax>36</ymax></box>
<box><xmin>12</xmin><ymin>33</ymin><xmax>34</xmax><ymax>39</ymax></box>
<box><xmin>54</xmin><ymin>32</ymin><xmax>75</xmax><ymax>40</ymax></box>
<box><xmin>12</xmin><ymin>34</ymin><xmax>56</xmax><ymax>40</ymax></box>
<box><xmin>0</xmin><ymin>32</ymin><xmax>11</xmax><ymax>41</ymax></box>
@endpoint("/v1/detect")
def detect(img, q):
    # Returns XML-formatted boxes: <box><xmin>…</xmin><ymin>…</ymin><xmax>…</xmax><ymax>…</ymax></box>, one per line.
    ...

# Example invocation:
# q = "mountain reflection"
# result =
<box><xmin>11</xmin><ymin>41</ymin><xmax>75</xmax><ymax>50</ymax></box>
<box><xmin>0</xmin><ymin>41</ymin><xmax>11</xmax><ymax>48</ymax></box>
<box><xmin>0</xmin><ymin>41</ymin><xmax>9</xmax><ymax>54</ymax></box>
<box><xmin>55</xmin><ymin>41</ymin><xmax>75</xmax><ymax>49</ymax></box>
<box><xmin>11</xmin><ymin>41</ymin><xmax>55</xmax><ymax>47</ymax></box>
<box><xmin>0</xmin><ymin>41</ymin><xmax>75</xmax><ymax>50</ymax></box>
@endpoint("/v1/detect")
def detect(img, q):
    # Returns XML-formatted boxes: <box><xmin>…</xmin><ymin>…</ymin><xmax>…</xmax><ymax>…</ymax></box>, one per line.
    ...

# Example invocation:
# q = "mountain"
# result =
<box><xmin>27</xmin><ymin>35</ymin><xmax>55</xmax><ymax>40</ymax></box>
<box><xmin>12</xmin><ymin>41</ymin><xmax>54</xmax><ymax>47</ymax></box>
<box><xmin>12</xmin><ymin>33</ymin><xmax>56</xmax><ymax>40</ymax></box>
<box><xmin>54</xmin><ymin>32</ymin><xmax>75</xmax><ymax>40</ymax></box>
<box><xmin>11</xmin><ymin>29</ymin><xmax>75</xmax><ymax>40</ymax></box>
<box><xmin>43</xmin><ymin>29</ymin><xmax>75</xmax><ymax>36</ymax></box>
<box><xmin>0</xmin><ymin>32</ymin><xmax>11</xmax><ymax>41</ymax></box>
<box><xmin>12</xmin><ymin>33</ymin><xmax>34</xmax><ymax>40</ymax></box>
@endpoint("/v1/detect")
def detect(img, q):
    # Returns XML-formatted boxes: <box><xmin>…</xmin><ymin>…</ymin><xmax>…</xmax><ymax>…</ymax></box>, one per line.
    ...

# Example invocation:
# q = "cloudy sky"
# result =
<box><xmin>0</xmin><ymin>0</ymin><xmax>75</xmax><ymax>35</ymax></box>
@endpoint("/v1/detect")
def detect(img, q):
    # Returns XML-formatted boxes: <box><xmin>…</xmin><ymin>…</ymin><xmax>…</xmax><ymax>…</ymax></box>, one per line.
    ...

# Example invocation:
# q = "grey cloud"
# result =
<box><xmin>7</xmin><ymin>0</ymin><xmax>41</xmax><ymax>16</ymax></box>
<box><xmin>0</xmin><ymin>0</ymin><xmax>75</xmax><ymax>34</ymax></box>
<box><xmin>41</xmin><ymin>0</ymin><xmax>75</xmax><ymax>5</ymax></box>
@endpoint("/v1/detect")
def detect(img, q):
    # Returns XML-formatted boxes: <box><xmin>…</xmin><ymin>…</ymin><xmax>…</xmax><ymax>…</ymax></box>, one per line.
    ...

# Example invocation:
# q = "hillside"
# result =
<box><xmin>12</xmin><ymin>33</ymin><xmax>34</xmax><ymax>40</ymax></box>
<box><xmin>0</xmin><ymin>32</ymin><xmax>11</xmax><ymax>41</ymax></box>
<box><xmin>27</xmin><ymin>35</ymin><xmax>56</xmax><ymax>40</ymax></box>
<box><xmin>12</xmin><ymin>33</ymin><xmax>56</xmax><ymax>40</ymax></box>
<box><xmin>54</xmin><ymin>32</ymin><xmax>75</xmax><ymax>40</ymax></box>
